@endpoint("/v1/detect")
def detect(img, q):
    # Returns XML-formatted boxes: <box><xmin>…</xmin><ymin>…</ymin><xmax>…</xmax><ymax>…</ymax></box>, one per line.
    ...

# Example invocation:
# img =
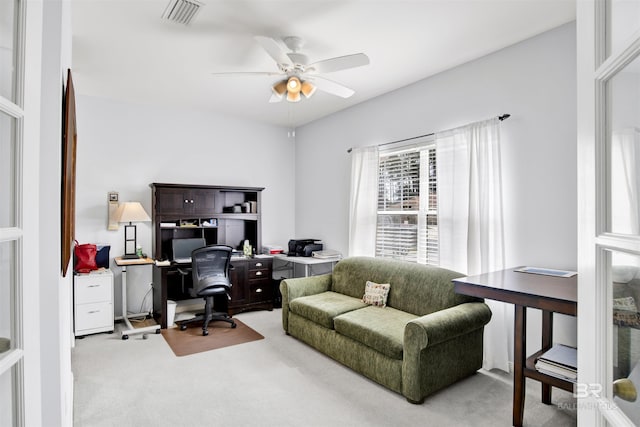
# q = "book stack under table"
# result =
<box><xmin>534</xmin><ymin>343</ymin><xmax>577</xmax><ymax>383</ymax></box>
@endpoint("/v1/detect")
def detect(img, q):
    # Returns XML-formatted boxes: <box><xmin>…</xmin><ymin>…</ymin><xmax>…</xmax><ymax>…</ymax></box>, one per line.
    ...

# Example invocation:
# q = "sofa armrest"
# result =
<box><xmin>404</xmin><ymin>302</ymin><xmax>492</xmax><ymax>352</ymax></box>
<box><xmin>280</xmin><ymin>274</ymin><xmax>333</xmax><ymax>331</ymax></box>
<box><xmin>402</xmin><ymin>302</ymin><xmax>492</xmax><ymax>402</ymax></box>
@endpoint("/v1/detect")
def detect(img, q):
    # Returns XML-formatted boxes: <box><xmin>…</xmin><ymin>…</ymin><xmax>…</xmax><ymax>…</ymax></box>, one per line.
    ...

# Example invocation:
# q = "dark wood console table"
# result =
<box><xmin>452</xmin><ymin>268</ymin><xmax>577</xmax><ymax>427</ymax></box>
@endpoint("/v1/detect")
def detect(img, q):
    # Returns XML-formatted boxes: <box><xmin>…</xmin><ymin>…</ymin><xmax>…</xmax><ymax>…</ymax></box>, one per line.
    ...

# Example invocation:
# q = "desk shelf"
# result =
<box><xmin>215</xmin><ymin>213</ymin><xmax>259</xmax><ymax>221</ymax></box>
<box><xmin>524</xmin><ymin>349</ymin><xmax>575</xmax><ymax>393</ymax></box>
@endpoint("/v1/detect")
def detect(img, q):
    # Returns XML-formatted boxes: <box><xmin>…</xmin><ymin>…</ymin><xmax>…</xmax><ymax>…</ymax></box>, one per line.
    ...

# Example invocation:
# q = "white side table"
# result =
<box><xmin>273</xmin><ymin>254</ymin><xmax>341</xmax><ymax>277</ymax></box>
<box><xmin>114</xmin><ymin>257</ymin><xmax>160</xmax><ymax>340</ymax></box>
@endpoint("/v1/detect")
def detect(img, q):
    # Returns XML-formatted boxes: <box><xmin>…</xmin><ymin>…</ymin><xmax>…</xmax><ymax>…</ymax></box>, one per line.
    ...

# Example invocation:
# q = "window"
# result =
<box><xmin>375</xmin><ymin>139</ymin><xmax>438</xmax><ymax>265</ymax></box>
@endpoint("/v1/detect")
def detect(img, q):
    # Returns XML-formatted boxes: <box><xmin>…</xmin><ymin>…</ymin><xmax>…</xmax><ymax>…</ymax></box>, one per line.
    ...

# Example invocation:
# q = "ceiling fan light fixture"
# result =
<box><xmin>272</xmin><ymin>80</ymin><xmax>287</xmax><ymax>97</ymax></box>
<box><xmin>300</xmin><ymin>80</ymin><xmax>316</xmax><ymax>98</ymax></box>
<box><xmin>286</xmin><ymin>91</ymin><xmax>301</xmax><ymax>103</ymax></box>
<box><xmin>220</xmin><ymin>35</ymin><xmax>368</xmax><ymax>105</ymax></box>
<box><xmin>287</xmin><ymin>76</ymin><xmax>301</xmax><ymax>93</ymax></box>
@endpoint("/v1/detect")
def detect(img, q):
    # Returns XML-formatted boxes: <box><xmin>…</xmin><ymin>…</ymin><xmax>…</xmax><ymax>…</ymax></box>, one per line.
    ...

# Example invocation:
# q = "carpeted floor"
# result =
<box><xmin>72</xmin><ymin>309</ymin><xmax>577</xmax><ymax>426</ymax></box>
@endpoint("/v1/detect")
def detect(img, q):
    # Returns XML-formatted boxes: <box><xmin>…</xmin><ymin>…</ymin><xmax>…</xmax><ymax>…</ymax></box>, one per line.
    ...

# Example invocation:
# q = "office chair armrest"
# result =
<box><xmin>177</xmin><ymin>267</ymin><xmax>192</xmax><ymax>276</ymax></box>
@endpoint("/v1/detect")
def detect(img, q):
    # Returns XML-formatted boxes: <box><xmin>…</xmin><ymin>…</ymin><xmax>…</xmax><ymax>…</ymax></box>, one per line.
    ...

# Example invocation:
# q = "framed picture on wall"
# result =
<box><xmin>61</xmin><ymin>69</ymin><xmax>77</xmax><ymax>277</ymax></box>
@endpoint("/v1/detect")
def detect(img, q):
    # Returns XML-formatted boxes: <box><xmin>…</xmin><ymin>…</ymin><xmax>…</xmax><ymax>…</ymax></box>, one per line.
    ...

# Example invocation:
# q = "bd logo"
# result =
<box><xmin>574</xmin><ymin>383</ymin><xmax>603</xmax><ymax>398</ymax></box>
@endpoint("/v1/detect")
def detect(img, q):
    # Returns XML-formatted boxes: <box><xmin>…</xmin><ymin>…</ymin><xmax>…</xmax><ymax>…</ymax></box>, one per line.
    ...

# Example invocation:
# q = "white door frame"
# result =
<box><xmin>22</xmin><ymin>0</ymin><xmax>43</xmax><ymax>423</ymax></box>
<box><xmin>0</xmin><ymin>0</ymin><xmax>45</xmax><ymax>424</ymax></box>
<box><xmin>577</xmin><ymin>1</ymin><xmax>640</xmax><ymax>425</ymax></box>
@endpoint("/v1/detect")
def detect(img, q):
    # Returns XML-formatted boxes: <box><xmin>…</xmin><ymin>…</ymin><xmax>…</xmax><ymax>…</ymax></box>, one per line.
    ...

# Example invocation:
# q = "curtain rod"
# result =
<box><xmin>346</xmin><ymin>113</ymin><xmax>510</xmax><ymax>153</ymax></box>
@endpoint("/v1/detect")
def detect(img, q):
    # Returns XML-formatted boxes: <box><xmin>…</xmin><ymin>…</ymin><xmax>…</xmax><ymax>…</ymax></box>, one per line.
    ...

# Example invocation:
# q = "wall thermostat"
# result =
<box><xmin>107</xmin><ymin>191</ymin><xmax>119</xmax><ymax>230</ymax></box>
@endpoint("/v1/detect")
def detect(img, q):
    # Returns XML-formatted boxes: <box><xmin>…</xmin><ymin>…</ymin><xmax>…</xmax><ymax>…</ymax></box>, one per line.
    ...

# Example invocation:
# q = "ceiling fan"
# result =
<box><xmin>212</xmin><ymin>36</ymin><xmax>370</xmax><ymax>103</ymax></box>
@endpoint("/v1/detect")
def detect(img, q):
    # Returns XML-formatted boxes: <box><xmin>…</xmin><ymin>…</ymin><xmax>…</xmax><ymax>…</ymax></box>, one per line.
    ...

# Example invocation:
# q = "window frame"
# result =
<box><xmin>375</xmin><ymin>137</ymin><xmax>438</xmax><ymax>265</ymax></box>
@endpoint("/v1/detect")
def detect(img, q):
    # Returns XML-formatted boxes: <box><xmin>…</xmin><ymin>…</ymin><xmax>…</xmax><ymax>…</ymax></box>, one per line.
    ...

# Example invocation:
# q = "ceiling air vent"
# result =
<box><xmin>161</xmin><ymin>0</ymin><xmax>203</xmax><ymax>25</ymax></box>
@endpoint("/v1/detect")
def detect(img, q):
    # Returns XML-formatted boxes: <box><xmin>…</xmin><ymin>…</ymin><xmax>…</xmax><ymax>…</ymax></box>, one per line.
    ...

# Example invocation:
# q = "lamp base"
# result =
<box><xmin>120</xmin><ymin>254</ymin><xmax>140</xmax><ymax>260</ymax></box>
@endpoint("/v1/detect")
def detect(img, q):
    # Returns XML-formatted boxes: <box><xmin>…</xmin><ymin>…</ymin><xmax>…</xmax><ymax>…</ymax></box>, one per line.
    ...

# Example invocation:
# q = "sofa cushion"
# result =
<box><xmin>331</xmin><ymin>257</ymin><xmax>473</xmax><ymax>316</ymax></box>
<box><xmin>289</xmin><ymin>291</ymin><xmax>367</xmax><ymax>329</ymax></box>
<box><xmin>334</xmin><ymin>306</ymin><xmax>418</xmax><ymax>360</ymax></box>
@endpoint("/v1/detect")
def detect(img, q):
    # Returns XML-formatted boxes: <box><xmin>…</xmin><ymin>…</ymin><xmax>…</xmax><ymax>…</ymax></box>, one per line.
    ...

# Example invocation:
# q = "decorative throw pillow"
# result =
<box><xmin>362</xmin><ymin>281</ymin><xmax>391</xmax><ymax>307</ymax></box>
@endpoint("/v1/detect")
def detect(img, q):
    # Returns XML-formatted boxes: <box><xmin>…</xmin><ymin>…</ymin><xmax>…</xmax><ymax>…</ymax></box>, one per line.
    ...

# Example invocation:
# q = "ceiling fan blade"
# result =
<box><xmin>307</xmin><ymin>76</ymin><xmax>355</xmax><ymax>98</ymax></box>
<box><xmin>287</xmin><ymin>52</ymin><xmax>309</xmax><ymax>66</ymax></box>
<box><xmin>307</xmin><ymin>53</ymin><xmax>370</xmax><ymax>74</ymax></box>
<box><xmin>254</xmin><ymin>36</ymin><xmax>293</xmax><ymax>67</ymax></box>
<box><xmin>210</xmin><ymin>71</ymin><xmax>283</xmax><ymax>77</ymax></box>
<box><xmin>269</xmin><ymin>93</ymin><xmax>284</xmax><ymax>103</ymax></box>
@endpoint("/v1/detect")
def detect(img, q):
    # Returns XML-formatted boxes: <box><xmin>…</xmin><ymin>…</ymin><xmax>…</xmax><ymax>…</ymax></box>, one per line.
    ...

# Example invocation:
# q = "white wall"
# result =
<box><xmin>294</xmin><ymin>22</ymin><xmax>577</xmax><ymax>357</ymax></box>
<box><xmin>40</xmin><ymin>0</ymin><xmax>73</xmax><ymax>425</ymax></box>
<box><xmin>74</xmin><ymin>97</ymin><xmax>295</xmax><ymax>315</ymax></box>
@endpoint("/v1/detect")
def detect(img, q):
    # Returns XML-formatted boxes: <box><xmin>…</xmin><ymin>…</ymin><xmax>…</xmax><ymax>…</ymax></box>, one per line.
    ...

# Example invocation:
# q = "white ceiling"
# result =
<box><xmin>71</xmin><ymin>0</ymin><xmax>576</xmax><ymax>128</ymax></box>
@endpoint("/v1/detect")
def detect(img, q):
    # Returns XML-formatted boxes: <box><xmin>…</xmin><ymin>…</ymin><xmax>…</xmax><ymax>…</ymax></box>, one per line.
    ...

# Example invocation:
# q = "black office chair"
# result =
<box><xmin>177</xmin><ymin>245</ymin><xmax>236</xmax><ymax>336</ymax></box>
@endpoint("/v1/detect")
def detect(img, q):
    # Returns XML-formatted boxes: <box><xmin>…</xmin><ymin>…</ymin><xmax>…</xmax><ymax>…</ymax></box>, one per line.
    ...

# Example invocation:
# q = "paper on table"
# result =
<box><xmin>515</xmin><ymin>266</ymin><xmax>577</xmax><ymax>278</ymax></box>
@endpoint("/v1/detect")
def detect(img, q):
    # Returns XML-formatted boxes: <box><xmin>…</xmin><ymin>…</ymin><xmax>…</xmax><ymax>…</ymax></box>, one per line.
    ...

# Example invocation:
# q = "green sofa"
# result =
<box><xmin>279</xmin><ymin>256</ymin><xmax>492</xmax><ymax>403</ymax></box>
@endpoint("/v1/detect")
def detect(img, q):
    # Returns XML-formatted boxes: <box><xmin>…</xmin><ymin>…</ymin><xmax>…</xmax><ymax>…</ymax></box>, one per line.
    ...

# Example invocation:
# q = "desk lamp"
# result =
<box><xmin>115</xmin><ymin>201</ymin><xmax>151</xmax><ymax>259</ymax></box>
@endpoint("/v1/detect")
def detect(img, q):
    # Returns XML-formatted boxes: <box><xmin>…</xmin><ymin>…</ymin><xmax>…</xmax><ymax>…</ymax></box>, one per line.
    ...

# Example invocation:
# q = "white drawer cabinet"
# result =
<box><xmin>74</xmin><ymin>270</ymin><xmax>114</xmax><ymax>337</ymax></box>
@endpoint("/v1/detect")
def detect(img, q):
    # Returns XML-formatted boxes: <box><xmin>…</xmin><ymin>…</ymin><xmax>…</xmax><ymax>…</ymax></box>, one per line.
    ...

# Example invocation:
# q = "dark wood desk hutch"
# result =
<box><xmin>150</xmin><ymin>183</ymin><xmax>273</xmax><ymax>328</ymax></box>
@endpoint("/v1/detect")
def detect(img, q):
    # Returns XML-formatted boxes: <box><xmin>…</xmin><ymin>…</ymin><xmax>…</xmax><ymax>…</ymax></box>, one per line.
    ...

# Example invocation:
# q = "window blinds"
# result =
<box><xmin>375</xmin><ymin>147</ymin><xmax>438</xmax><ymax>265</ymax></box>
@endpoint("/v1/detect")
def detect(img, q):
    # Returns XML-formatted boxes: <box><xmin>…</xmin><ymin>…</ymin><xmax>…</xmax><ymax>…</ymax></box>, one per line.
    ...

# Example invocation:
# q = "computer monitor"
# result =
<box><xmin>171</xmin><ymin>238</ymin><xmax>206</xmax><ymax>264</ymax></box>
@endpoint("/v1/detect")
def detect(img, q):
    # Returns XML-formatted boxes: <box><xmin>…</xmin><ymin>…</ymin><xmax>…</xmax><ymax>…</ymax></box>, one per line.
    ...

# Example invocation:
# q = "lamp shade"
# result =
<box><xmin>286</xmin><ymin>76</ymin><xmax>301</xmax><ymax>93</ymax></box>
<box><xmin>115</xmin><ymin>202</ymin><xmax>151</xmax><ymax>223</ymax></box>
<box><xmin>272</xmin><ymin>80</ymin><xmax>287</xmax><ymax>97</ymax></box>
<box><xmin>286</xmin><ymin>91</ymin><xmax>301</xmax><ymax>102</ymax></box>
<box><xmin>300</xmin><ymin>80</ymin><xmax>316</xmax><ymax>98</ymax></box>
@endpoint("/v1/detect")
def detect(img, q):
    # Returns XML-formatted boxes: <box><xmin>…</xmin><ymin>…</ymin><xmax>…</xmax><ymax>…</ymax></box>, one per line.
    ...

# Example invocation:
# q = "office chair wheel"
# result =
<box><xmin>180</xmin><ymin>324</ymin><xmax>187</xmax><ymax>331</ymax></box>
<box><xmin>202</xmin><ymin>330</ymin><xmax>209</xmax><ymax>336</ymax></box>
<box><xmin>122</xmin><ymin>335</ymin><xmax>129</xmax><ymax>340</ymax></box>
<box><xmin>155</xmin><ymin>328</ymin><xmax>161</xmax><ymax>334</ymax></box>
<box><xmin>231</xmin><ymin>322</ymin><xmax>237</xmax><ymax>329</ymax></box>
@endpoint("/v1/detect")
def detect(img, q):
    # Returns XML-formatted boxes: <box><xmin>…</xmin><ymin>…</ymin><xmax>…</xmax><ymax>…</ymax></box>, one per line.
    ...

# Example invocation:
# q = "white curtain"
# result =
<box><xmin>611</xmin><ymin>128</ymin><xmax>640</xmax><ymax>235</ymax></box>
<box><xmin>611</xmin><ymin>128</ymin><xmax>640</xmax><ymax>268</ymax></box>
<box><xmin>348</xmin><ymin>146</ymin><xmax>379</xmax><ymax>257</ymax></box>
<box><xmin>436</xmin><ymin>118</ymin><xmax>510</xmax><ymax>372</ymax></box>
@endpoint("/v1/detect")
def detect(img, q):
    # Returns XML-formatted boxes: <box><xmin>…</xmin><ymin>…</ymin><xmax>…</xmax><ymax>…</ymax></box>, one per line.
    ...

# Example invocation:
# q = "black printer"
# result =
<box><xmin>287</xmin><ymin>239</ymin><xmax>323</xmax><ymax>257</ymax></box>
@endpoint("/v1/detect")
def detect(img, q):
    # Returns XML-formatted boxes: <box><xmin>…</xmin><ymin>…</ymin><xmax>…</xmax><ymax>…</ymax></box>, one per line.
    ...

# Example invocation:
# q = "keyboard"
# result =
<box><xmin>173</xmin><ymin>257</ymin><xmax>192</xmax><ymax>264</ymax></box>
